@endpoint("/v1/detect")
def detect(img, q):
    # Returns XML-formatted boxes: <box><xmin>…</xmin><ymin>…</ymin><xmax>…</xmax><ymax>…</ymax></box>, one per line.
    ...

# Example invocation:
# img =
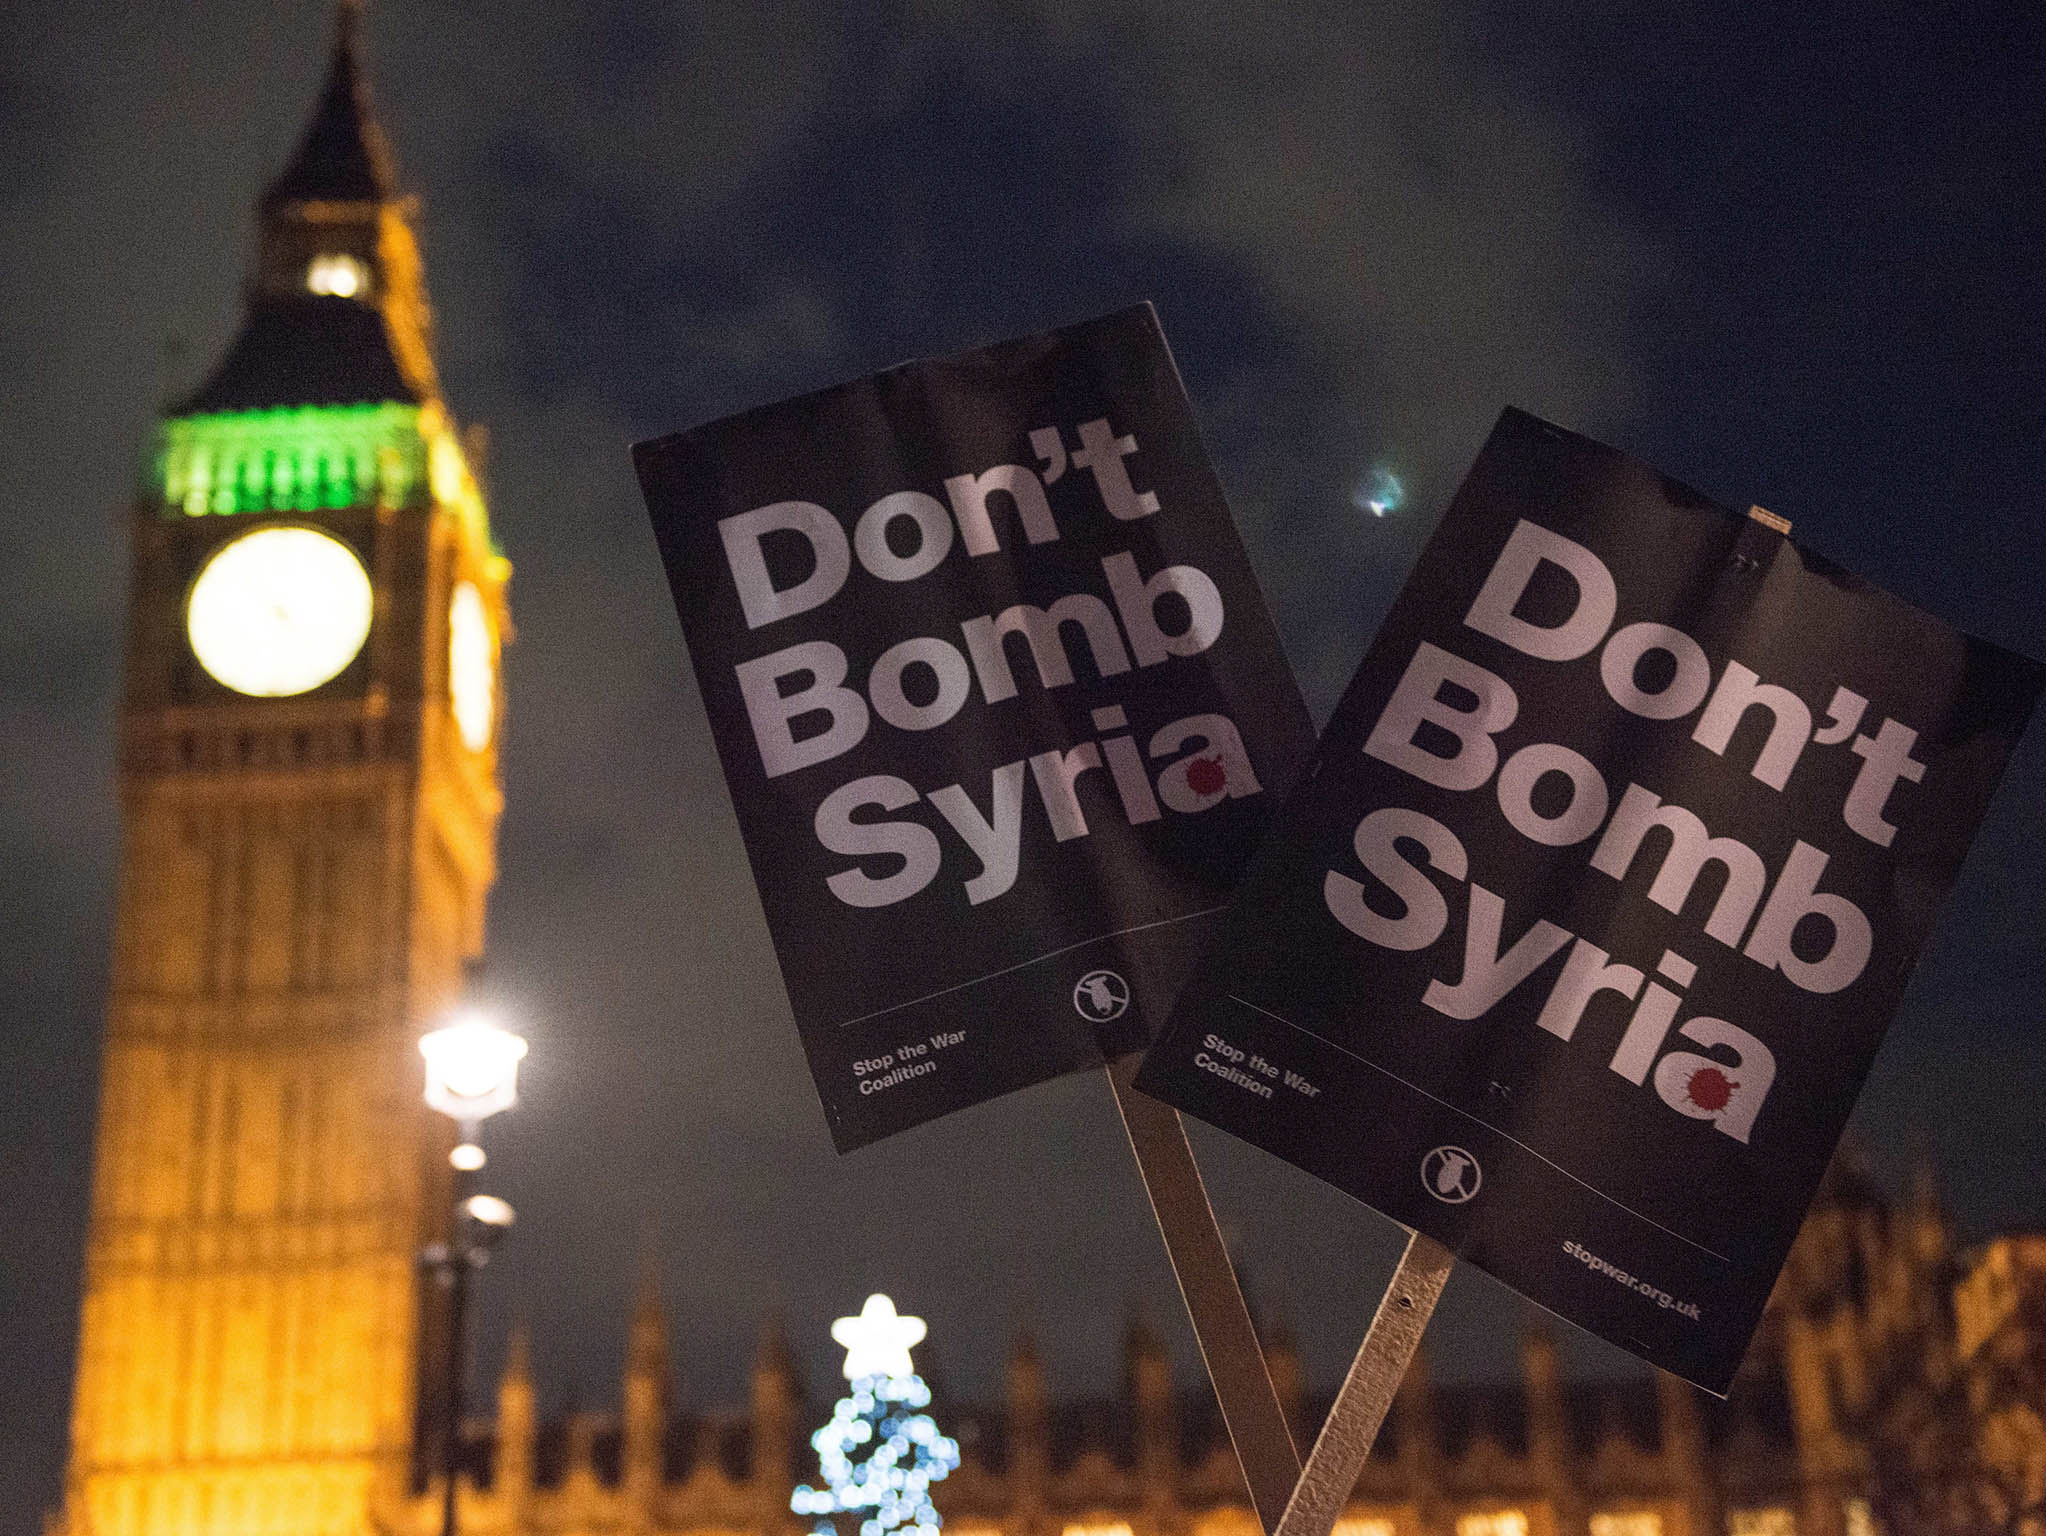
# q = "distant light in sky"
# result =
<box><xmin>1353</xmin><ymin>466</ymin><xmax>1404</xmax><ymax>518</ymax></box>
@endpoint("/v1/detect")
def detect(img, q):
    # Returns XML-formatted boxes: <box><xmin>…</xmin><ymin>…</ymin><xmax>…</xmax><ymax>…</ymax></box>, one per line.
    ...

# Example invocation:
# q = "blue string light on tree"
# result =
<box><xmin>792</xmin><ymin>1295</ymin><xmax>961</xmax><ymax>1536</ymax></box>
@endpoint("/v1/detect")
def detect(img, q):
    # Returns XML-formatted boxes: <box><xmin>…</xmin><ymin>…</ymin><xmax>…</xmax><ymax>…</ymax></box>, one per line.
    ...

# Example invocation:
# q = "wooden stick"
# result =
<box><xmin>1106</xmin><ymin>1055</ymin><xmax>1303</xmax><ymax>1533</ymax></box>
<box><xmin>1273</xmin><ymin>1230</ymin><xmax>1456</xmax><ymax>1536</ymax></box>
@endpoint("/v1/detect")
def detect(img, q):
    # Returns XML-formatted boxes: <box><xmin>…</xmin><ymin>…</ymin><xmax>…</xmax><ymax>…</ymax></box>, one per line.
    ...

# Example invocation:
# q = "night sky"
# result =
<box><xmin>4</xmin><ymin>3</ymin><xmax>2044</xmax><ymax>1530</ymax></box>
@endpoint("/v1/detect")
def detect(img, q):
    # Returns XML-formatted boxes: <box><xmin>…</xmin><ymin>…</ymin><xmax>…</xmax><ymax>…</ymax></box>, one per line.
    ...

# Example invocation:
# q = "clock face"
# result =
<box><xmin>185</xmin><ymin>526</ymin><xmax>374</xmax><ymax>697</ymax></box>
<box><xmin>448</xmin><ymin>581</ymin><xmax>495</xmax><ymax>751</ymax></box>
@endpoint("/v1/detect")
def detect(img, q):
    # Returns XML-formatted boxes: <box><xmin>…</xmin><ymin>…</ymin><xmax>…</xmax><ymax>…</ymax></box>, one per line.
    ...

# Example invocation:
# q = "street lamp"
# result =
<box><xmin>418</xmin><ymin>1009</ymin><xmax>527</xmax><ymax>1536</ymax></box>
<box><xmin>420</xmin><ymin>1009</ymin><xmax>528</xmax><ymax>1128</ymax></box>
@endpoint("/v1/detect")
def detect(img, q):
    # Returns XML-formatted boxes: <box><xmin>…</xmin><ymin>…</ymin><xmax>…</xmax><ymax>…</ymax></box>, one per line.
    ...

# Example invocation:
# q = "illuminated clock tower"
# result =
<box><xmin>59</xmin><ymin>7</ymin><xmax>508</xmax><ymax>1536</ymax></box>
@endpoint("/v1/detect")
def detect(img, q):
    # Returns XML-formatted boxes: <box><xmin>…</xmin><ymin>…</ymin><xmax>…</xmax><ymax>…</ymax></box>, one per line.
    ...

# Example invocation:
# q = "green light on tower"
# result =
<box><xmin>157</xmin><ymin>402</ymin><xmax>428</xmax><ymax>516</ymax></box>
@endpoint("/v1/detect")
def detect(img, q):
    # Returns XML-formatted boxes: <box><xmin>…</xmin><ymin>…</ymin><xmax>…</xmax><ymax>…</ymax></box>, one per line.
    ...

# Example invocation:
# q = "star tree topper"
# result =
<box><xmin>831</xmin><ymin>1294</ymin><xmax>926</xmax><ymax>1380</ymax></box>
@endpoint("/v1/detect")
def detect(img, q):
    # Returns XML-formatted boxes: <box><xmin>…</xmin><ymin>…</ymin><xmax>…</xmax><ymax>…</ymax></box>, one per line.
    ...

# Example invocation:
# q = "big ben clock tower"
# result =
<box><xmin>59</xmin><ymin>7</ymin><xmax>508</xmax><ymax>1536</ymax></box>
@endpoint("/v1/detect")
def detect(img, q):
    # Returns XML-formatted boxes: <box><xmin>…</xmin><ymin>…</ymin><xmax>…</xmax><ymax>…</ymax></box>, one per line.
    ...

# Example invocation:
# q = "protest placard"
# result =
<box><xmin>634</xmin><ymin>304</ymin><xmax>1315</xmax><ymax>1153</ymax></box>
<box><xmin>1137</xmin><ymin>407</ymin><xmax>2043</xmax><ymax>1394</ymax></box>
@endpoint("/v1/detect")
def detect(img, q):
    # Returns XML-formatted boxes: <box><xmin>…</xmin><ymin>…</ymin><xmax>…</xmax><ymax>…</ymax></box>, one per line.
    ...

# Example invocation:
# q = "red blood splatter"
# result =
<box><xmin>1686</xmin><ymin>1066</ymin><xmax>1737</xmax><ymax>1112</ymax></box>
<box><xmin>1185</xmin><ymin>755</ymin><xmax>1227</xmax><ymax>797</ymax></box>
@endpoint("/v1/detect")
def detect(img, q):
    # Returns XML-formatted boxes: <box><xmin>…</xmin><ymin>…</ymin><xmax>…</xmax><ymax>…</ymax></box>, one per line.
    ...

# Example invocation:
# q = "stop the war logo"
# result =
<box><xmin>637</xmin><ymin>305</ymin><xmax>1313</xmax><ymax>1152</ymax></box>
<box><xmin>1136</xmin><ymin>408</ymin><xmax>2041</xmax><ymax>1393</ymax></box>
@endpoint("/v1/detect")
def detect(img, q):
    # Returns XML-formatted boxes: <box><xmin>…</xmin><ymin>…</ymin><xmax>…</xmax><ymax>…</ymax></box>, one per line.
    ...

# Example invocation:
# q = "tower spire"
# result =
<box><xmin>265</xmin><ymin>0</ymin><xmax>395</xmax><ymax>209</ymax></box>
<box><xmin>628</xmin><ymin>1247</ymin><xmax>670</xmax><ymax>1377</ymax></box>
<box><xmin>172</xmin><ymin>0</ymin><xmax>443</xmax><ymax>428</ymax></box>
<box><xmin>623</xmin><ymin>1252</ymin><xmax>670</xmax><ymax>1528</ymax></box>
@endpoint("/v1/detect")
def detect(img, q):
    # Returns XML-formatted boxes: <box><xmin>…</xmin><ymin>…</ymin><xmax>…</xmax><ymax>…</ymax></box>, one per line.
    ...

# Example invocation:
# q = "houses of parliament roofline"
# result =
<box><xmin>414</xmin><ymin>1158</ymin><xmax>2046</xmax><ymax>1536</ymax></box>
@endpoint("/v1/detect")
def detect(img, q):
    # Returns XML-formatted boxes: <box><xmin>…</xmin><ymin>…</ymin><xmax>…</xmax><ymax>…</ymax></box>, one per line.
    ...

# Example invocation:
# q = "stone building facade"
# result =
<box><xmin>407</xmin><ymin>1159</ymin><xmax>2044</xmax><ymax>1536</ymax></box>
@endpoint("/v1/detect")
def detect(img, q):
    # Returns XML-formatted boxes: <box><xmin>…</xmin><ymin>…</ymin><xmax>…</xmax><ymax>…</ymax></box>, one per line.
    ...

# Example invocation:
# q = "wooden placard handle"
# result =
<box><xmin>1107</xmin><ymin>1056</ymin><xmax>1304</xmax><ymax>1533</ymax></box>
<box><xmin>1274</xmin><ymin>1230</ymin><xmax>1455</xmax><ymax>1536</ymax></box>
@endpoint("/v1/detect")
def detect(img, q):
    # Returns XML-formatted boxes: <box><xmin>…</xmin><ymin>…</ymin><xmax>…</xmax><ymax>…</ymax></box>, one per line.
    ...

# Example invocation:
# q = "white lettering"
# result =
<box><xmin>1150</xmin><ymin>713</ymin><xmax>1261</xmax><ymax>814</ymax></box>
<box><xmin>1600</xmin><ymin>621</ymin><xmax>1712</xmax><ymax>720</ymax></box>
<box><xmin>1423</xmin><ymin>883</ymin><xmax>1573</xmax><ymax>1020</ymax></box>
<box><xmin>961</xmin><ymin>595</ymin><xmax>1131</xmax><ymax>704</ymax></box>
<box><xmin>1071</xmin><ymin>419</ymin><xmax>1160</xmax><ymax>521</ymax></box>
<box><xmin>735</xmin><ymin>640</ymin><xmax>869</xmax><ymax>778</ymax></box>
<box><xmin>1464</xmin><ymin>518</ymin><xmax>1618</xmax><ymax>661</ymax></box>
<box><xmin>1028</xmin><ymin>743</ymin><xmax>1106</xmax><ymax>842</ymax></box>
<box><xmin>853</xmin><ymin>490</ymin><xmax>954</xmax><ymax>583</ymax></box>
<box><xmin>1589</xmin><ymin>783</ymin><xmax>1768</xmax><ymax>947</ymax></box>
<box><xmin>926</xmin><ymin>762</ymin><xmax>1027</xmax><ymax>905</ymax></box>
<box><xmin>868</xmin><ymin>636</ymin><xmax>972</xmax><ymax>732</ymax></box>
<box><xmin>1103</xmin><ymin>551</ymin><xmax>1225</xmax><ymax>666</ymax></box>
<box><xmin>815</xmin><ymin>775</ymin><xmax>941</xmax><ymax>908</ymax></box>
<box><xmin>1497</xmin><ymin>741</ymin><xmax>1610</xmax><ymax>846</ymax></box>
<box><xmin>1324</xmin><ymin>807</ymin><xmax>1468</xmax><ymax>950</ymax></box>
<box><xmin>1363</xmin><ymin>642</ymin><xmax>1519</xmax><ymax>792</ymax></box>
<box><xmin>1533</xmin><ymin>938</ymin><xmax>1644</xmax><ymax>1041</ymax></box>
<box><xmin>1692</xmin><ymin>660</ymin><xmax>1812</xmax><ymax>789</ymax></box>
<box><xmin>945</xmin><ymin>464</ymin><xmax>1058</xmax><ymax>555</ymax></box>
<box><xmin>1844</xmin><ymin>717</ymin><xmax>1927</xmax><ymax>847</ymax></box>
<box><xmin>1742</xmin><ymin>839</ymin><xmax>1873</xmax><ymax>994</ymax></box>
<box><xmin>719</xmin><ymin>501</ymin><xmax>851</xmax><ymax>629</ymax></box>
<box><xmin>1652</xmin><ymin>1016</ymin><xmax>1776</xmax><ymax>1142</ymax></box>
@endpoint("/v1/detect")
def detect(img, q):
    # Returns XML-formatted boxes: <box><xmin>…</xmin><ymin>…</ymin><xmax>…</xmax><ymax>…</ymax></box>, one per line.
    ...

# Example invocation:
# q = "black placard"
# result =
<box><xmin>1135</xmin><ymin>408</ymin><xmax>2043</xmax><ymax>1393</ymax></box>
<box><xmin>635</xmin><ymin>305</ymin><xmax>1314</xmax><ymax>1151</ymax></box>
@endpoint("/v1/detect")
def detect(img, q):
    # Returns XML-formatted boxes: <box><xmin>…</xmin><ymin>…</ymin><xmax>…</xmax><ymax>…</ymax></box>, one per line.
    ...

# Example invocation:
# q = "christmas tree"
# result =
<box><xmin>793</xmin><ymin>1294</ymin><xmax>961</xmax><ymax>1536</ymax></box>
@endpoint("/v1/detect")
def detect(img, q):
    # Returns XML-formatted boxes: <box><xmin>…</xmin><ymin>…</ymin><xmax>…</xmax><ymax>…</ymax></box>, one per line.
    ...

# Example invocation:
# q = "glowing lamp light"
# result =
<box><xmin>449</xmin><ymin>1142</ymin><xmax>486</xmax><ymax>1172</ymax></box>
<box><xmin>462</xmin><ymin>1193</ymin><xmax>516</xmax><ymax>1229</ymax></box>
<box><xmin>831</xmin><ymin>1294</ymin><xmax>927</xmax><ymax>1381</ymax></box>
<box><xmin>307</xmin><ymin>252</ymin><xmax>369</xmax><ymax>297</ymax></box>
<box><xmin>419</xmin><ymin>1011</ymin><xmax>527</xmax><ymax>1124</ymax></box>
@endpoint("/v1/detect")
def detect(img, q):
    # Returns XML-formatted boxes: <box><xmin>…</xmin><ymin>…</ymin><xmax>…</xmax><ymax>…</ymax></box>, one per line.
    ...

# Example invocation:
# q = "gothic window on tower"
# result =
<box><xmin>1456</xmin><ymin>1512</ymin><xmax>1530</xmax><ymax>1536</ymax></box>
<box><xmin>307</xmin><ymin>252</ymin><xmax>370</xmax><ymax>297</ymax></box>
<box><xmin>1728</xmin><ymin>1510</ymin><xmax>1797</xmax><ymax>1536</ymax></box>
<box><xmin>1332</xmin><ymin>1518</ymin><xmax>1397</xmax><ymax>1536</ymax></box>
<box><xmin>448</xmin><ymin>581</ymin><xmax>494</xmax><ymax>750</ymax></box>
<box><xmin>1591</xmin><ymin>1513</ymin><xmax>1665</xmax><ymax>1536</ymax></box>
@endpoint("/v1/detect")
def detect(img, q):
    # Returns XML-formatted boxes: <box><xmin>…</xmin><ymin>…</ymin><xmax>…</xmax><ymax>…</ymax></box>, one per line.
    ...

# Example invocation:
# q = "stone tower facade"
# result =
<box><xmin>58</xmin><ymin>7</ymin><xmax>507</xmax><ymax>1536</ymax></box>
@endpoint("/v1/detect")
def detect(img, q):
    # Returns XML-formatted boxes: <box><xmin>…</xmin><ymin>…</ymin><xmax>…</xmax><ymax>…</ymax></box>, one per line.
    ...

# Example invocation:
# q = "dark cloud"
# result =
<box><xmin>405</xmin><ymin>0</ymin><xmax>1649</xmax><ymax>695</ymax></box>
<box><xmin>394</xmin><ymin>0</ymin><xmax>1659</xmax><ymax>1423</ymax></box>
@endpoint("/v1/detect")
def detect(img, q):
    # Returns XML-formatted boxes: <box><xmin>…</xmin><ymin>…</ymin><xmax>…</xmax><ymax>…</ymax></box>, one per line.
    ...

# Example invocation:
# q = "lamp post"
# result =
<box><xmin>418</xmin><ymin>1010</ymin><xmax>528</xmax><ymax>1536</ymax></box>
